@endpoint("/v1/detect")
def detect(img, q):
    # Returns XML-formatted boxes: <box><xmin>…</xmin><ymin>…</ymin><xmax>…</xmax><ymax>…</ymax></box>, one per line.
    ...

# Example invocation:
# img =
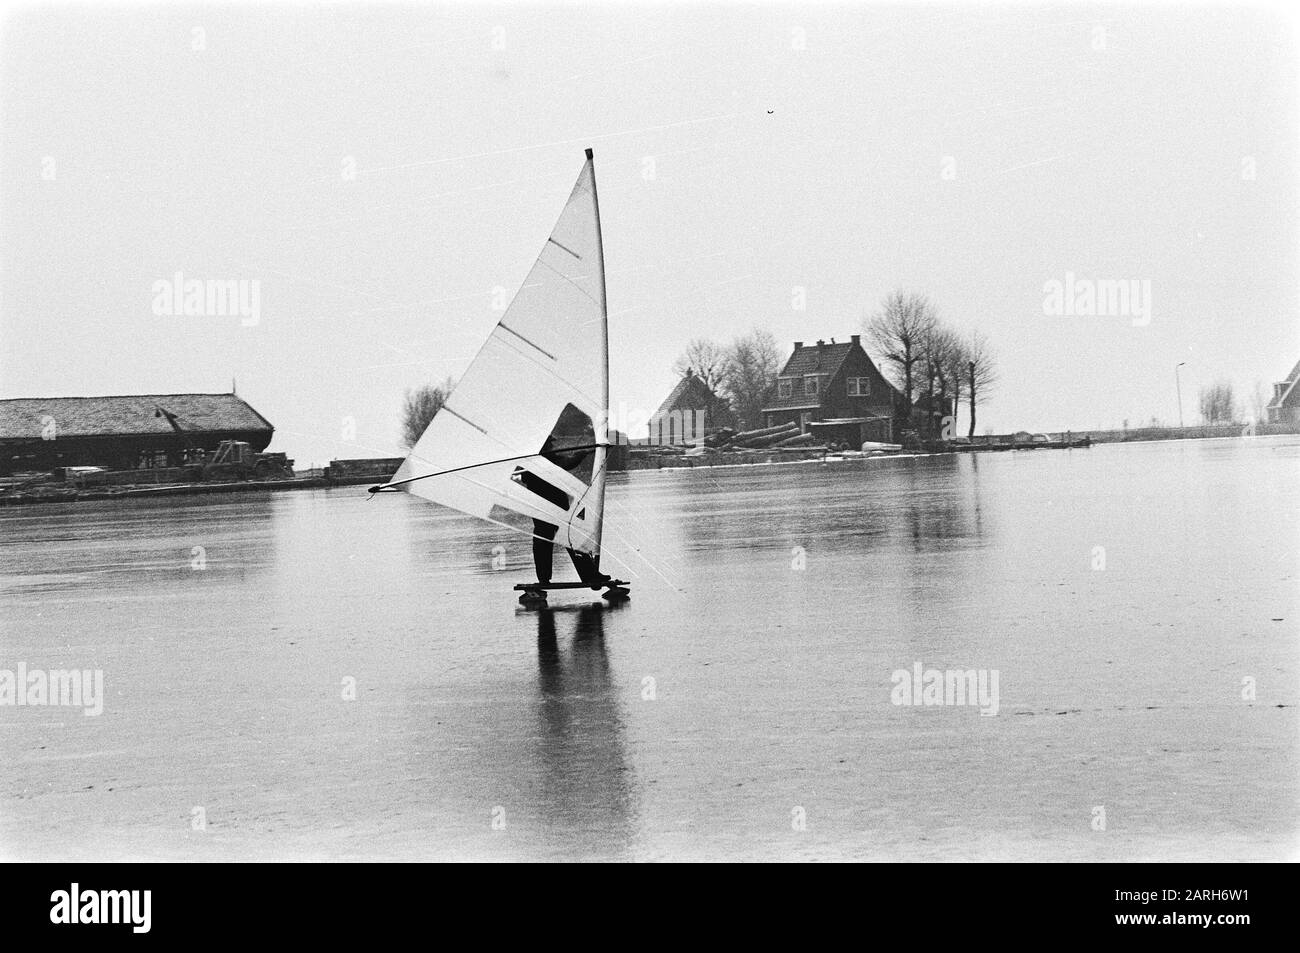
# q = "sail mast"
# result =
<box><xmin>587</xmin><ymin>147</ymin><xmax>610</xmax><ymax>444</ymax></box>
<box><xmin>584</xmin><ymin>146</ymin><xmax>610</xmax><ymax>564</ymax></box>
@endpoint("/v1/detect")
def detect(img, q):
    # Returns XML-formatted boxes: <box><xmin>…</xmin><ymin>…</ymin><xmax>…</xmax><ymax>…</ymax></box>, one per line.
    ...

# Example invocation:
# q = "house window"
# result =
<box><xmin>847</xmin><ymin>376</ymin><xmax>871</xmax><ymax>397</ymax></box>
<box><xmin>778</xmin><ymin>379</ymin><xmax>793</xmax><ymax>399</ymax></box>
<box><xmin>803</xmin><ymin>375</ymin><xmax>819</xmax><ymax>397</ymax></box>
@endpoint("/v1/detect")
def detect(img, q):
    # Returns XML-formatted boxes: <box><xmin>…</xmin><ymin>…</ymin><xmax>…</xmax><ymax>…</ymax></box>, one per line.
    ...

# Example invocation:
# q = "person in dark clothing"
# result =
<box><xmin>516</xmin><ymin>404</ymin><xmax>609</xmax><ymax>589</ymax></box>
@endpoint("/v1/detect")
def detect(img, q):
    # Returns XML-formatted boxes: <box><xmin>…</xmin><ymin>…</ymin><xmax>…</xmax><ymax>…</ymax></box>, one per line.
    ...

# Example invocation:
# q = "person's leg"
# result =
<box><xmin>532</xmin><ymin>520</ymin><xmax>558</xmax><ymax>583</ymax></box>
<box><xmin>567</xmin><ymin>549</ymin><xmax>609</xmax><ymax>588</ymax></box>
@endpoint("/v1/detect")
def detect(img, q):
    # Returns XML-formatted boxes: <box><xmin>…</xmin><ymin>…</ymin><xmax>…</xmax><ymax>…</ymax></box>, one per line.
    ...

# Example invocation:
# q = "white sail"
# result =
<box><xmin>382</xmin><ymin>150</ymin><xmax>610</xmax><ymax>562</ymax></box>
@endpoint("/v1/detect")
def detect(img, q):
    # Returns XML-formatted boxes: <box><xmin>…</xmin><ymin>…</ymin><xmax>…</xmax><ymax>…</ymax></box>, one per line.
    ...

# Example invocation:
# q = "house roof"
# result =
<box><xmin>763</xmin><ymin>339</ymin><xmax>894</xmax><ymax>413</ymax></box>
<box><xmin>778</xmin><ymin>341</ymin><xmax>855</xmax><ymax>381</ymax></box>
<box><xmin>0</xmin><ymin>393</ymin><xmax>274</xmax><ymax>441</ymax></box>
<box><xmin>651</xmin><ymin>373</ymin><xmax>721</xmax><ymax>419</ymax></box>
<box><xmin>1267</xmin><ymin>357</ymin><xmax>1300</xmax><ymax>409</ymax></box>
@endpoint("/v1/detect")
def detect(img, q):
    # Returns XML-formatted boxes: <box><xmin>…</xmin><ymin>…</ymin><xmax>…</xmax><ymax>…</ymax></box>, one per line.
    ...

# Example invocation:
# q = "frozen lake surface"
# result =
<box><xmin>2</xmin><ymin>437</ymin><xmax>1297</xmax><ymax>860</ymax></box>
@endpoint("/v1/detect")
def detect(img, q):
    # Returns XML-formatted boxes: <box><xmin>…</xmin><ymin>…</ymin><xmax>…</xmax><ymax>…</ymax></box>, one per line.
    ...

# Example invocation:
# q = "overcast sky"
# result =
<box><xmin>2</xmin><ymin>1</ymin><xmax>1297</xmax><ymax>463</ymax></box>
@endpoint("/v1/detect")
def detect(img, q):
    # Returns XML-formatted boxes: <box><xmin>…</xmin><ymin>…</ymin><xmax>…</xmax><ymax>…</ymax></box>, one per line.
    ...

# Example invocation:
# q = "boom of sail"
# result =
<box><xmin>375</xmin><ymin>150</ymin><xmax>610</xmax><ymax>563</ymax></box>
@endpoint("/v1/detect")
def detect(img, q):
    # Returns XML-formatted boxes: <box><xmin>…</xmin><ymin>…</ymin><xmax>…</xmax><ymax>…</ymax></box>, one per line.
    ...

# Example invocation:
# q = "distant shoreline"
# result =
<box><xmin>1086</xmin><ymin>422</ymin><xmax>1298</xmax><ymax>444</ymax></box>
<box><xmin>5</xmin><ymin>430</ymin><xmax>1297</xmax><ymax>507</ymax></box>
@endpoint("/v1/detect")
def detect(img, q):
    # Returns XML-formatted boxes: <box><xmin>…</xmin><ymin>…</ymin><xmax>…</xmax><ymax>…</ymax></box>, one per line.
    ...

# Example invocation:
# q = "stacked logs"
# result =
<box><xmin>696</xmin><ymin>421</ymin><xmax>820</xmax><ymax>452</ymax></box>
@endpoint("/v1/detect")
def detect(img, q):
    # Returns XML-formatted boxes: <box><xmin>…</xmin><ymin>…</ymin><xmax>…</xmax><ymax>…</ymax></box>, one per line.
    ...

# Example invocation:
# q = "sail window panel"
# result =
<box><xmin>511</xmin><ymin>467</ymin><xmax>574</xmax><ymax>511</ymax></box>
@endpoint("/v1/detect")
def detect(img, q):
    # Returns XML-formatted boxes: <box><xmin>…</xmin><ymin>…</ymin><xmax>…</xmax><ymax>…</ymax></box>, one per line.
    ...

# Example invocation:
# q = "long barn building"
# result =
<box><xmin>0</xmin><ymin>393</ymin><xmax>274</xmax><ymax>475</ymax></box>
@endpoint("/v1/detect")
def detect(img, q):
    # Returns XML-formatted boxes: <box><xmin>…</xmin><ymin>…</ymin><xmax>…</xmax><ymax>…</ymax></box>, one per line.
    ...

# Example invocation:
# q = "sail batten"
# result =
<box><xmin>381</xmin><ymin>152</ymin><xmax>611</xmax><ymax>564</ymax></box>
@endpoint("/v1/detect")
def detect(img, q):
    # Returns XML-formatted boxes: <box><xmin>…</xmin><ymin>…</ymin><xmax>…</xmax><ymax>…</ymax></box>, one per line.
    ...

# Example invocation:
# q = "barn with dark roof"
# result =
<box><xmin>761</xmin><ymin>335</ymin><xmax>903</xmax><ymax>446</ymax></box>
<box><xmin>648</xmin><ymin>369</ymin><xmax>735</xmax><ymax>445</ymax></box>
<box><xmin>1267</xmin><ymin>358</ymin><xmax>1300</xmax><ymax>424</ymax></box>
<box><xmin>0</xmin><ymin>393</ymin><xmax>274</xmax><ymax>475</ymax></box>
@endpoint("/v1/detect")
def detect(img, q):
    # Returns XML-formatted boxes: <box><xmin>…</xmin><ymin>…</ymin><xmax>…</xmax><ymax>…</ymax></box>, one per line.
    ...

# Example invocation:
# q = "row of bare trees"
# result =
<box><xmin>863</xmin><ymin>291</ymin><xmax>997</xmax><ymax>438</ymax></box>
<box><xmin>404</xmin><ymin>289</ymin><xmax>1002</xmax><ymax>447</ymax></box>
<box><xmin>671</xmin><ymin>292</ymin><xmax>1000</xmax><ymax>437</ymax></box>
<box><xmin>1198</xmin><ymin>382</ymin><xmax>1237</xmax><ymax>424</ymax></box>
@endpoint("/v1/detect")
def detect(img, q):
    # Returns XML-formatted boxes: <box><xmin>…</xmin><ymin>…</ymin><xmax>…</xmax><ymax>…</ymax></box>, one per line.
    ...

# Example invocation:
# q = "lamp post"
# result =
<box><xmin>1175</xmin><ymin>362</ymin><xmax>1186</xmax><ymax>429</ymax></box>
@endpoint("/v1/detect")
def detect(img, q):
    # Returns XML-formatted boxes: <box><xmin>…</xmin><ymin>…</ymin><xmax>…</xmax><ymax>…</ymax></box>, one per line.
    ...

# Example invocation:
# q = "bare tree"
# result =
<box><xmin>722</xmin><ymin>329</ymin><xmax>782</xmax><ymax>430</ymax></box>
<box><xmin>401</xmin><ymin>377</ymin><xmax>455</xmax><ymax>448</ymax></box>
<box><xmin>667</xmin><ymin>337</ymin><xmax>737</xmax><ymax>432</ymax></box>
<box><xmin>943</xmin><ymin>332</ymin><xmax>968</xmax><ymax>434</ymax></box>
<box><xmin>965</xmin><ymin>330</ymin><xmax>998</xmax><ymax>438</ymax></box>
<box><xmin>864</xmin><ymin>291</ymin><xmax>938</xmax><ymax>405</ymax></box>
<box><xmin>1198</xmin><ymin>381</ymin><xmax>1237</xmax><ymax>424</ymax></box>
<box><xmin>1250</xmin><ymin>380</ymin><xmax>1268</xmax><ymax>425</ymax></box>
<box><xmin>920</xmin><ymin>324</ymin><xmax>963</xmax><ymax>438</ymax></box>
<box><xmin>672</xmin><ymin>338</ymin><xmax>728</xmax><ymax>392</ymax></box>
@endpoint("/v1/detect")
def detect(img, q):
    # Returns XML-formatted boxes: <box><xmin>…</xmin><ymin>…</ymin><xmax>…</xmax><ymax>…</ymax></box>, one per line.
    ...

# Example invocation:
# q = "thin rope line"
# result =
<box><xmin>371</xmin><ymin>445</ymin><xmax>604</xmax><ymax>491</ymax></box>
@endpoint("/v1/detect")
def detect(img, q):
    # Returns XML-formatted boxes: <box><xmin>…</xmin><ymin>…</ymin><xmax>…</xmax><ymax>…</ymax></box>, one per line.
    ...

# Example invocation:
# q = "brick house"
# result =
<box><xmin>760</xmin><ymin>335</ymin><xmax>903</xmax><ymax>446</ymax></box>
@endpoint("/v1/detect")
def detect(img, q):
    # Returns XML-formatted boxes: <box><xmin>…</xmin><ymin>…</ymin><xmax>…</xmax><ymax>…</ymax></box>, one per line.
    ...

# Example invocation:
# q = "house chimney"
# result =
<box><xmin>851</xmin><ymin>334</ymin><xmax>860</xmax><ymax>347</ymax></box>
<box><xmin>794</xmin><ymin>341</ymin><xmax>803</xmax><ymax>349</ymax></box>
<box><xmin>685</xmin><ymin>367</ymin><xmax>693</xmax><ymax>378</ymax></box>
